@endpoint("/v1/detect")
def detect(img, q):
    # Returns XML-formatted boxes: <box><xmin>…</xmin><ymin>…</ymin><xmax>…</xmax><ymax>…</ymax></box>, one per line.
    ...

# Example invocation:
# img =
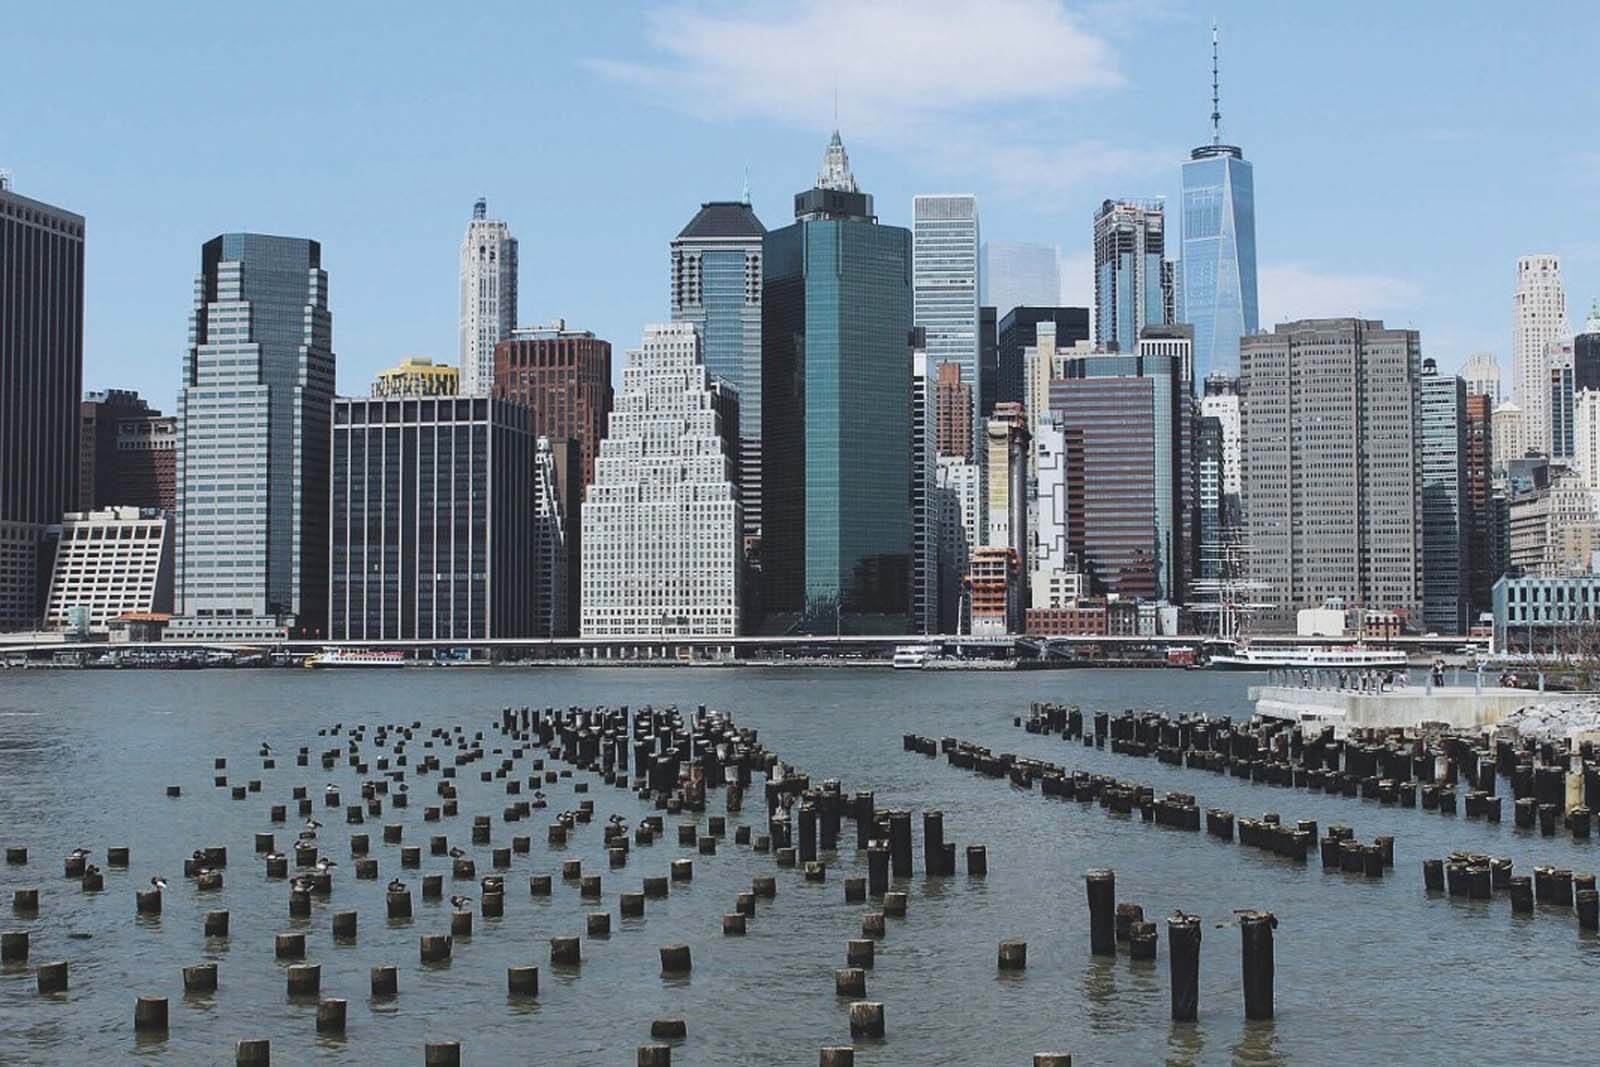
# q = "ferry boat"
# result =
<box><xmin>1208</xmin><ymin>644</ymin><xmax>1408</xmax><ymax>671</ymax></box>
<box><xmin>892</xmin><ymin>645</ymin><xmax>932</xmax><ymax>670</ymax></box>
<box><xmin>303</xmin><ymin>648</ymin><xmax>408</xmax><ymax>669</ymax></box>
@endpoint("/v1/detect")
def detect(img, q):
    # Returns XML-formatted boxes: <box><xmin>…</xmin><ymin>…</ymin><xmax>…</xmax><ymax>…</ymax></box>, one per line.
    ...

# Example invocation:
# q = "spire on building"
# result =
<box><xmin>1587</xmin><ymin>298</ymin><xmax>1600</xmax><ymax>335</ymax></box>
<box><xmin>741</xmin><ymin>167</ymin><xmax>751</xmax><ymax>207</ymax></box>
<box><xmin>1210</xmin><ymin>20</ymin><xmax>1222</xmax><ymax>146</ymax></box>
<box><xmin>817</xmin><ymin>130</ymin><xmax>859</xmax><ymax>193</ymax></box>
<box><xmin>473</xmin><ymin>197</ymin><xmax>487</xmax><ymax>220</ymax></box>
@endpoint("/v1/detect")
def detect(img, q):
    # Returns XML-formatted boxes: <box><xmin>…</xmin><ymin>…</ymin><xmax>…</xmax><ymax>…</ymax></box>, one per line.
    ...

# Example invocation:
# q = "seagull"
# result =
<box><xmin>261</xmin><ymin>743</ymin><xmax>273</xmax><ymax>753</ymax></box>
<box><xmin>324</xmin><ymin>784</ymin><xmax>338</xmax><ymax>794</ymax></box>
<box><xmin>69</xmin><ymin>847</ymin><xmax>91</xmax><ymax>859</ymax></box>
<box><xmin>387</xmin><ymin>878</ymin><xmax>407</xmax><ymax>893</ymax></box>
<box><xmin>314</xmin><ymin>858</ymin><xmax>337</xmax><ymax>871</ymax></box>
<box><xmin>264</xmin><ymin>852</ymin><xmax>285</xmax><ymax>862</ymax></box>
<box><xmin>448</xmin><ymin>847</ymin><xmax>466</xmax><ymax>859</ymax></box>
<box><xmin>304</xmin><ymin>819</ymin><xmax>322</xmax><ymax>830</ymax></box>
<box><xmin>150</xmin><ymin>877</ymin><xmax>168</xmax><ymax>890</ymax></box>
<box><xmin>297</xmin><ymin>830</ymin><xmax>317</xmax><ymax>841</ymax></box>
<box><xmin>450</xmin><ymin>895</ymin><xmax>472</xmax><ymax>909</ymax></box>
<box><xmin>291</xmin><ymin>876</ymin><xmax>315</xmax><ymax>894</ymax></box>
<box><xmin>84</xmin><ymin>864</ymin><xmax>101</xmax><ymax>877</ymax></box>
<box><xmin>192</xmin><ymin>849</ymin><xmax>206</xmax><ymax>862</ymax></box>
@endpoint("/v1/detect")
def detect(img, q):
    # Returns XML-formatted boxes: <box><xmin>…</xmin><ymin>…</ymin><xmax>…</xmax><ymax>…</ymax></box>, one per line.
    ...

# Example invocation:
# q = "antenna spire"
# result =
<box><xmin>741</xmin><ymin>166</ymin><xmax>751</xmax><ymax>207</ymax></box>
<box><xmin>1210</xmin><ymin>19</ymin><xmax>1221</xmax><ymax>146</ymax></box>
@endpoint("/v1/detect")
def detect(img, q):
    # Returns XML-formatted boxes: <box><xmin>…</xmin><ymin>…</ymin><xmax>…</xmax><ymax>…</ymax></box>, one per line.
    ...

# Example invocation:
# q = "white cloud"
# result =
<box><xmin>589</xmin><ymin>0</ymin><xmax>1122</xmax><ymax>137</ymax></box>
<box><xmin>1257</xmin><ymin>264</ymin><xmax>1423</xmax><ymax>326</ymax></box>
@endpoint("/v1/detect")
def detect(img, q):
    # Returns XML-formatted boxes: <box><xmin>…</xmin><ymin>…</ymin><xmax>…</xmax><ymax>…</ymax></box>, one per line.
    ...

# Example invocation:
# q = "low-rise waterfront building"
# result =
<box><xmin>42</xmin><ymin>507</ymin><xmax>173</xmax><ymax>632</ymax></box>
<box><xmin>1492</xmin><ymin>573</ymin><xmax>1600</xmax><ymax>652</ymax></box>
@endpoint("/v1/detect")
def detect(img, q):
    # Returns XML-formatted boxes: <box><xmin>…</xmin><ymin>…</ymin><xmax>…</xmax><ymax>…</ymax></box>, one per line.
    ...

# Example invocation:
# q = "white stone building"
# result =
<box><xmin>44</xmin><ymin>507</ymin><xmax>173</xmax><ymax>631</ymax></box>
<box><xmin>580</xmin><ymin>323</ymin><xmax>740</xmax><ymax>638</ymax></box>
<box><xmin>1512</xmin><ymin>255</ymin><xmax>1567</xmax><ymax>456</ymax></box>
<box><xmin>935</xmin><ymin>456</ymin><xmax>980</xmax><ymax>634</ymax></box>
<box><xmin>1461</xmin><ymin>352</ymin><xmax>1501</xmax><ymax>403</ymax></box>
<box><xmin>458</xmin><ymin>198</ymin><xmax>518</xmax><ymax>395</ymax></box>
<box><xmin>910</xmin><ymin>349</ymin><xmax>938</xmax><ymax>634</ymax></box>
<box><xmin>1492</xmin><ymin>401</ymin><xmax>1525</xmax><ymax>475</ymax></box>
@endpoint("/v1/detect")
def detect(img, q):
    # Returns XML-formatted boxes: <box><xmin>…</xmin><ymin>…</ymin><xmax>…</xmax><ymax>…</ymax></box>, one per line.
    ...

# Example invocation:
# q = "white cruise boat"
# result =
<box><xmin>1208</xmin><ymin>644</ymin><xmax>1408</xmax><ymax>671</ymax></box>
<box><xmin>304</xmin><ymin>648</ymin><xmax>407</xmax><ymax>669</ymax></box>
<box><xmin>892</xmin><ymin>645</ymin><xmax>932</xmax><ymax>670</ymax></box>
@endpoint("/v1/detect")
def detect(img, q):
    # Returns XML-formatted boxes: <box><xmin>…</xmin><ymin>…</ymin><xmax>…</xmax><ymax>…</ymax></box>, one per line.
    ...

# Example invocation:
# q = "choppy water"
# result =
<box><xmin>0</xmin><ymin>667</ymin><xmax>1596</xmax><ymax>1065</ymax></box>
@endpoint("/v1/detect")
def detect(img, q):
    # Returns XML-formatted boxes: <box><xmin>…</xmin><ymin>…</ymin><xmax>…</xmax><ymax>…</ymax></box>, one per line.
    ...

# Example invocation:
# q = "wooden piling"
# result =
<box><xmin>1086</xmin><ymin>869</ymin><xmax>1115</xmax><ymax>956</ymax></box>
<box><xmin>1239</xmin><ymin>911</ymin><xmax>1276</xmax><ymax>1020</ymax></box>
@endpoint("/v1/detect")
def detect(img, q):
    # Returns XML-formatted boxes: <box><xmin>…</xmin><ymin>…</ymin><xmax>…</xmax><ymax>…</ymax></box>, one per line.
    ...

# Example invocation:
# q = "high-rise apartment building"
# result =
<box><xmin>80</xmin><ymin>390</ymin><xmax>175</xmax><ymax>513</ymax></box>
<box><xmin>1492</xmin><ymin>401</ymin><xmax>1526</xmax><ymax>474</ymax></box>
<box><xmin>1093</xmin><ymin>199</ymin><xmax>1172</xmax><ymax>353</ymax></box>
<box><xmin>935</xmin><ymin>456</ymin><xmax>979</xmax><ymax>633</ymax></box>
<box><xmin>176</xmin><ymin>233</ymin><xmax>333</xmax><ymax>635</ymax></box>
<box><xmin>671</xmin><ymin>195</ymin><xmax>765</xmax><ymax>546</ymax></box>
<box><xmin>978</xmin><ymin>305</ymin><xmax>998</xmax><ymax>418</ymax></box>
<box><xmin>531</xmin><ymin>438</ymin><xmax>569</xmax><ymax>638</ymax></box>
<box><xmin>1420</xmin><ymin>359</ymin><xmax>1468</xmax><ymax>634</ymax></box>
<box><xmin>762</xmin><ymin>132</ymin><xmax>914</xmax><ymax>632</ymax></box>
<box><xmin>914</xmin><ymin>194</ymin><xmax>980</xmax><ymax>459</ymax></box>
<box><xmin>581</xmin><ymin>322</ymin><xmax>741</xmax><ymax>638</ymax></box>
<box><xmin>1576</xmin><ymin>392</ymin><xmax>1600</xmax><ymax>491</ymax></box>
<box><xmin>1240</xmin><ymin>319</ymin><xmax>1422</xmax><ymax>629</ymax></box>
<box><xmin>910</xmin><ymin>347</ymin><xmax>937</xmax><ymax>634</ymax></box>
<box><xmin>1465</xmin><ymin>393</ymin><xmax>1496</xmax><ymax>617</ymax></box>
<box><xmin>0</xmin><ymin>180</ymin><xmax>84</xmax><ymax>629</ymax></box>
<box><xmin>1549</xmin><ymin>339</ymin><xmax>1577</xmax><ymax>462</ymax></box>
<box><xmin>1462</xmin><ymin>352</ymin><xmax>1501</xmax><ymax>403</ymax></box>
<box><xmin>43</xmin><ymin>507</ymin><xmax>173</xmax><ymax>632</ymax></box>
<box><xmin>1029</xmin><ymin>416</ymin><xmax>1075</xmax><ymax>608</ymax></box>
<box><xmin>1577</xmin><ymin>302</ymin><xmax>1600</xmax><ymax>393</ymax></box>
<box><xmin>459</xmin><ymin>199</ymin><xmax>517</xmax><ymax>396</ymax></box>
<box><xmin>1178</xmin><ymin>23</ymin><xmax>1258</xmax><ymax>382</ymax></box>
<box><xmin>934</xmin><ymin>362</ymin><xmax>973</xmax><ymax>459</ymax></box>
<box><xmin>1512</xmin><ymin>255</ymin><xmax>1567</xmax><ymax>455</ymax></box>
<box><xmin>981</xmin><ymin>241</ymin><xmax>1060</xmax><ymax>318</ymax></box>
<box><xmin>329</xmin><ymin>395</ymin><xmax>544</xmax><ymax>640</ymax></box>
<box><xmin>996</xmin><ymin>307</ymin><xmax>1091</xmax><ymax>415</ymax></box>
<box><xmin>1197</xmin><ymin>414</ymin><xmax>1225</xmax><ymax>580</ymax></box>
<box><xmin>984</xmin><ymin>403</ymin><xmax>1029</xmax><ymax>562</ymax></box>
<box><xmin>493</xmin><ymin>323</ymin><xmax>613</xmax><ymax>494</ymax></box>
<box><xmin>373</xmin><ymin>357</ymin><xmax>459</xmax><ymax>398</ymax></box>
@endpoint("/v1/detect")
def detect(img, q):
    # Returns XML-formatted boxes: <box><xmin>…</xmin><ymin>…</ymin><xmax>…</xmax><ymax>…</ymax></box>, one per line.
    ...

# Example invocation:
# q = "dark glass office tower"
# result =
<box><xmin>762</xmin><ymin>132</ymin><xmax>914</xmax><ymax>633</ymax></box>
<box><xmin>0</xmin><ymin>180</ymin><xmax>85</xmax><ymax>629</ymax></box>
<box><xmin>995</xmin><ymin>306</ymin><xmax>1090</xmax><ymax>407</ymax></box>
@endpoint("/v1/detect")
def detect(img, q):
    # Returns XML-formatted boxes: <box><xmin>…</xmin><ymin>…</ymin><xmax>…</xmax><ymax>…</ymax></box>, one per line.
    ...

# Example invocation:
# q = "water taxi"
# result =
<box><xmin>303</xmin><ymin>649</ymin><xmax>408</xmax><ymax>669</ymax></box>
<box><xmin>1209</xmin><ymin>644</ymin><xmax>1408</xmax><ymax>671</ymax></box>
<box><xmin>892</xmin><ymin>645</ymin><xmax>932</xmax><ymax>670</ymax></box>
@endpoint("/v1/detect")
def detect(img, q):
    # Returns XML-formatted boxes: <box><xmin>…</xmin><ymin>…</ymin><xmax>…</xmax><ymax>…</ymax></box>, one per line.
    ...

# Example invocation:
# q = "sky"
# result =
<box><xmin>5</xmin><ymin>0</ymin><xmax>1596</xmax><ymax>410</ymax></box>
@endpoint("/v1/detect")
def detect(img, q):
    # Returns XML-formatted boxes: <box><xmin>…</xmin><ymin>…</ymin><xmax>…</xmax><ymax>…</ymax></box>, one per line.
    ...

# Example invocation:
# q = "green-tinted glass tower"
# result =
<box><xmin>762</xmin><ymin>132</ymin><xmax>914</xmax><ymax>633</ymax></box>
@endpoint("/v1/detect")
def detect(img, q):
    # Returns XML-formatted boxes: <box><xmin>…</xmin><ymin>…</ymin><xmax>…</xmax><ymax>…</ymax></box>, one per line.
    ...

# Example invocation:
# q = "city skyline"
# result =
<box><xmin>6</xmin><ymin>3</ymin><xmax>1594</xmax><ymax>409</ymax></box>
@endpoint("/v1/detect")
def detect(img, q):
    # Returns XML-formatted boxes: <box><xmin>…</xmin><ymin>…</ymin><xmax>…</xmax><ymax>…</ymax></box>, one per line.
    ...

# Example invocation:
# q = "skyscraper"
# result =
<box><xmin>1577</xmin><ymin>301</ymin><xmax>1600</xmax><ymax>393</ymax></box>
<box><xmin>1465</xmin><ymin>393</ymin><xmax>1496</xmax><ymax>617</ymax></box>
<box><xmin>934</xmin><ymin>362</ymin><xmax>973</xmax><ymax>459</ymax></box>
<box><xmin>1093</xmin><ymin>199</ymin><xmax>1173</xmax><ymax>353</ymax></box>
<box><xmin>1549</xmin><ymin>338</ymin><xmax>1576</xmax><ymax>462</ymax></box>
<box><xmin>762</xmin><ymin>131</ymin><xmax>914</xmax><ymax>633</ymax></box>
<box><xmin>1462</xmin><ymin>352</ymin><xmax>1501</xmax><ymax>403</ymax></box>
<box><xmin>459</xmin><ymin>198</ymin><xmax>518</xmax><ymax>396</ymax></box>
<box><xmin>978</xmin><ymin>305</ymin><xmax>998</xmax><ymax>418</ymax></box>
<box><xmin>1512</xmin><ymin>255</ymin><xmax>1567</xmax><ymax>455</ymax></box>
<box><xmin>1420</xmin><ymin>359</ymin><xmax>1468</xmax><ymax>634</ymax></box>
<box><xmin>671</xmin><ymin>193</ymin><xmax>765</xmax><ymax>545</ymax></box>
<box><xmin>1178</xmin><ymin>22</ymin><xmax>1258</xmax><ymax>383</ymax></box>
<box><xmin>581</xmin><ymin>322</ymin><xmax>741</xmax><ymax>639</ymax></box>
<box><xmin>981</xmin><ymin>241</ymin><xmax>1060</xmax><ymax>318</ymax></box>
<box><xmin>1492</xmin><ymin>401</ymin><xmax>1525</xmax><ymax>475</ymax></box>
<box><xmin>914</xmin><ymin>194</ymin><xmax>980</xmax><ymax>459</ymax></box>
<box><xmin>80</xmin><ymin>390</ymin><xmax>174</xmax><ymax>513</ymax></box>
<box><xmin>1241</xmin><ymin>319</ymin><xmax>1422</xmax><ymax>629</ymax></box>
<box><xmin>0</xmin><ymin>179</ymin><xmax>84</xmax><ymax>630</ymax></box>
<box><xmin>910</xmin><ymin>346</ymin><xmax>937</xmax><ymax>634</ymax></box>
<box><xmin>176</xmin><ymin>233</ymin><xmax>333</xmax><ymax>637</ymax></box>
<box><xmin>493</xmin><ymin>323</ymin><xmax>613</xmax><ymax>493</ymax></box>
<box><xmin>995</xmin><ymin>307</ymin><xmax>1091</xmax><ymax>413</ymax></box>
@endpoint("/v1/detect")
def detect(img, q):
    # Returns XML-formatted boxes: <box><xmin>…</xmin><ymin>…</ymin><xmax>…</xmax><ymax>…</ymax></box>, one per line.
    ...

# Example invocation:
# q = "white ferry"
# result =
<box><xmin>892</xmin><ymin>645</ymin><xmax>932</xmax><ymax>670</ymax></box>
<box><xmin>1208</xmin><ymin>644</ymin><xmax>1408</xmax><ymax>671</ymax></box>
<box><xmin>304</xmin><ymin>649</ymin><xmax>408</xmax><ymax>669</ymax></box>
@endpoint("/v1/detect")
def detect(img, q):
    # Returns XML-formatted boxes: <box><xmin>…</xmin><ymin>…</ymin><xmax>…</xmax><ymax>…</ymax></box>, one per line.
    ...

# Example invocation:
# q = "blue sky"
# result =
<box><xmin>5</xmin><ymin>0</ymin><xmax>1595</xmax><ymax>409</ymax></box>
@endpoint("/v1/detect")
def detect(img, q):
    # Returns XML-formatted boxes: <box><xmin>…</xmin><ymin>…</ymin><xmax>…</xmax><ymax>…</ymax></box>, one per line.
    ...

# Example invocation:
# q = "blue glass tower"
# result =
<box><xmin>1178</xmin><ymin>24</ymin><xmax>1258</xmax><ymax>383</ymax></box>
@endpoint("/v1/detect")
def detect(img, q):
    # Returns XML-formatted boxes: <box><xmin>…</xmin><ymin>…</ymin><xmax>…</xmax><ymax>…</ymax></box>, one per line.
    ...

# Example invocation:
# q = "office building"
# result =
<box><xmin>373</xmin><ymin>357</ymin><xmax>459</xmax><ymax>398</ymax></box>
<box><xmin>1550</xmin><ymin>338</ymin><xmax>1577</xmax><ymax>462</ymax></box>
<box><xmin>671</xmin><ymin>194</ymin><xmax>765</xmax><ymax>546</ymax></box>
<box><xmin>1049</xmin><ymin>326</ymin><xmax>1194</xmax><ymax>602</ymax></box>
<box><xmin>1492</xmin><ymin>401</ymin><xmax>1526</xmax><ymax>474</ymax></box>
<box><xmin>978</xmin><ymin>305</ymin><xmax>998</xmax><ymax>418</ymax></box>
<box><xmin>966</xmin><ymin>546</ymin><xmax>1019</xmax><ymax>636</ymax></box>
<box><xmin>1420</xmin><ymin>359</ymin><xmax>1469</xmax><ymax>634</ymax></box>
<box><xmin>1465</xmin><ymin>393</ymin><xmax>1497</xmax><ymax>616</ymax></box>
<box><xmin>914</xmin><ymin>194</ymin><xmax>980</xmax><ymax>458</ymax></box>
<box><xmin>1577</xmin><ymin>302</ymin><xmax>1600</xmax><ymax>393</ymax></box>
<box><xmin>1029</xmin><ymin>416</ymin><xmax>1075</xmax><ymax>607</ymax></box>
<box><xmin>1200</xmin><ymin>373</ymin><xmax>1242</xmax><ymax>500</ymax></box>
<box><xmin>43</xmin><ymin>507</ymin><xmax>173</xmax><ymax>632</ymax></box>
<box><xmin>981</xmin><ymin>241</ymin><xmax>1059</xmax><ymax>318</ymax></box>
<box><xmin>910</xmin><ymin>347</ymin><xmax>937</xmax><ymax>634</ymax></box>
<box><xmin>1240</xmin><ymin>319</ymin><xmax>1422</xmax><ymax>629</ymax></box>
<box><xmin>0</xmin><ymin>179</ymin><xmax>84</xmax><ymax>629</ymax></box>
<box><xmin>1492</xmin><ymin>574</ymin><xmax>1600</xmax><ymax>653</ymax></box>
<box><xmin>762</xmin><ymin>131</ymin><xmax>914</xmax><ymax>632</ymax></box>
<box><xmin>1512</xmin><ymin>255</ymin><xmax>1567</xmax><ymax>455</ymax></box>
<box><xmin>1197</xmin><ymin>413</ymin><xmax>1224</xmax><ymax>580</ymax></box>
<box><xmin>531</xmin><ymin>437</ymin><xmax>569</xmax><ymax>638</ymax></box>
<box><xmin>329</xmin><ymin>395</ymin><xmax>543</xmax><ymax>640</ymax></box>
<box><xmin>934</xmin><ymin>362</ymin><xmax>974</xmax><ymax>459</ymax></box>
<box><xmin>985</xmin><ymin>403</ymin><xmax>1029</xmax><ymax>563</ymax></box>
<box><xmin>935</xmin><ymin>456</ymin><xmax>980</xmax><ymax>634</ymax></box>
<box><xmin>1577</xmin><ymin>391</ymin><xmax>1600</xmax><ymax>490</ymax></box>
<box><xmin>493</xmin><ymin>322</ymin><xmax>613</xmax><ymax>494</ymax></box>
<box><xmin>581</xmin><ymin>322</ymin><xmax>741</xmax><ymax>638</ymax></box>
<box><xmin>80</xmin><ymin>390</ymin><xmax>176</xmax><ymax>513</ymax></box>
<box><xmin>996</xmin><ymin>306</ymin><xmax>1090</xmax><ymax>412</ymax></box>
<box><xmin>1093</xmin><ymin>199</ymin><xmax>1172</xmax><ymax>352</ymax></box>
<box><xmin>176</xmin><ymin>233</ymin><xmax>334</xmax><ymax>635</ymax></box>
<box><xmin>1507</xmin><ymin>470</ymin><xmax>1598</xmax><ymax>578</ymax></box>
<box><xmin>1178</xmin><ymin>23</ymin><xmax>1258</xmax><ymax>382</ymax></box>
<box><xmin>1462</xmin><ymin>352</ymin><xmax>1501</xmax><ymax>403</ymax></box>
<box><xmin>459</xmin><ymin>198</ymin><xmax>518</xmax><ymax>396</ymax></box>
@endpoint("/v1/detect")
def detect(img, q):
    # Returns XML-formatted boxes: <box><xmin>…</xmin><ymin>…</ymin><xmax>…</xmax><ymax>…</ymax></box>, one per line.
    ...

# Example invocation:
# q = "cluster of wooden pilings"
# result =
<box><xmin>1421</xmin><ymin>852</ymin><xmax>1599</xmax><ymax>930</ymax></box>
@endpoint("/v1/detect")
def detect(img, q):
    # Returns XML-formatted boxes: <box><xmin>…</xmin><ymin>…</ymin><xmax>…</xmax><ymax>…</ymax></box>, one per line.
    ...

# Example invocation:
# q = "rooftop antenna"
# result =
<box><xmin>472</xmin><ymin>197</ymin><xmax>487</xmax><ymax>220</ymax></box>
<box><xmin>1210</xmin><ymin>20</ymin><xmax>1222</xmax><ymax>146</ymax></box>
<box><xmin>0</xmin><ymin>168</ymin><xmax>11</xmax><ymax>193</ymax></box>
<box><xmin>740</xmin><ymin>166</ymin><xmax>751</xmax><ymax>207</ymax></box>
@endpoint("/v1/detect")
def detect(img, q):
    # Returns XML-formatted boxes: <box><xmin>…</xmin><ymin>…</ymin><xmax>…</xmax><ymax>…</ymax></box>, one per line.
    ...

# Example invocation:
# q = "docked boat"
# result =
<box><xmin>304</xmin><ymin>648</ymin><xmax>407</xmax><ymax>669</ymax></box>
<box><xmin>1208</xmin><ymin>644</ymin><xmax>1408</xmax><ymax>671</ymax></box>
<box><xmin>892</xmin><ymin>645</ymin><xmax>932</xmax><ymax>670</ymax></box>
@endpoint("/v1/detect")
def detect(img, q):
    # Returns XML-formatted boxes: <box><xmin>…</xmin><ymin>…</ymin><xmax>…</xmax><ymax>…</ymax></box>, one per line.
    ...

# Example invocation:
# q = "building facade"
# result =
<box><xmin>0</xmin><ymin>180</ymin><xmax>84</xmax><ymax>629</ymax></box>
<box><xmin>1465</xmin><ymin>393</ymin><xmax>1497</xmax><ymax>617</ymax></box>
<box><xmin>459</xmin><ymin>198</ymin><xmax>517</xmax><ymax>396</ymax></box>
<box><xmin>1492</xmin><ymin>401</ymin><xmax>1526</xmax><ymax>475</ymax></box>
<box><xmin>1462</xmin><ymin>352</ymin><xmax>1501</xmax><ymax>403</ymax></box>
<box><xmin>1511</xmin><ymin>255</ymin><xmax>1566</xmax><ymax>456</ymax></box>
<box><xmin>43</xmin><ymin>507</ymin><xmax>173</xmax><ymax>632</ymax></box>
<box><xmin>910</xmin><ymin>348</ymin><xmax>937</xmax><ymax>634</ymax></box>
<box><xmin>492</xmin><ymin>323</ymin><xmax>613</xmax><ymax>494</ymax></box>
<box><xmin>80</xmin><ymin>390</ymin><xmax>175</xmax><ymax>513</ymax></box>
<box><xmin>762</xmin><ymin>132</ymin><xmax>914</xmax><ymax>633</ymax></box>
<box><xmin>1240</xmin><ymin>319</ymin><xmax>1422</xmax><ymax>629</ymax></box>
<box><xmin>1029</xmin><ymin>416</ymin><xmax>1074</xmax><ymax>608</ymax></box>
<box><xmin>913</xmin><ymin>194</ymin><xmax>980</xmax><ymax>460</ymax></box>
<box><xmin>373</xmin><ymin>357</ymin><xmax>459</xmax><ymax>398</ymax></box>
<box><xmin>1577</xmin><ymin>303</ymin><xmax>1600</xmax><ymax>393</ymax></box>
<box><xmin>996</xmin><ymin>307</ymin><xmax>1091</xmax><ymax>416</ymax></box>
<box><xmin>984</xmin><ymin>403</ymin><xmax>1029</xmax><ymax>563</ymax></box>
<box><xmin>935</xmin><ymin>456</ymin><xmax>979</xmax><ymax>634</ymax></box>
<box><xmin>1179</xmin><ymin>144</ymin><xmax>1258</xmax><ymax>382</ymax></box>
<box><xmin>1492</xmin><ymin>574</ymin><xmax>1600</xmax><ymax>653</ymax></box>
<box><xmin>1093</xmin><ymin>199</ymin><xmax>1172</xmax><ymax>353</ymax></box>
<box><xmin>1549</xmin><ymin>338</ymin><xmax>1577</xmax><ymax>462</ymax></box>
<box><xmin>671</xmin><ymin>196</ymin><xmax>765</xmax><ymax>547</ymax></box>
<box><xmin>581</xmin><ymin>323</ymin><xmax>741</xmax><ymax>638</ymax></box>
<box><xmin>177</xmin><ymin>233</ymin><xmax>333</xmax><ymax>634</ymax></box>
<box><xmin>934</xmin><ymin>362</ymin><xmax>973</xmax><ymax>459</ymax></box>
<box><xmin>1420</xmin><ymin>359</ymin><xmax>1469</xmax><ymax>633</ymax></box>
<box><xmin>981</xmin><ymin>241</ymin><xmax>1059</xmax><ymax>318</ymax></box>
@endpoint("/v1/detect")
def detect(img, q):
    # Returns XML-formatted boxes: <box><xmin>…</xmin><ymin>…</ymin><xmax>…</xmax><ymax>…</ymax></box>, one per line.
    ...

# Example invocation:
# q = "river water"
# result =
<box><xmin>0</xmin><ymin>667</ymin><xmax>1596</xmax><ymax>1065</ymax></box>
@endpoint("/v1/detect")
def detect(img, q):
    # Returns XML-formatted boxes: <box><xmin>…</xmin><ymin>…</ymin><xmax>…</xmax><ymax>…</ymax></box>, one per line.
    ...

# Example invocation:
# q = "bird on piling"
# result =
<box><xmin>70</xmin><ymin>847</ymin><xmax>91</xmax><ymax>859</ymax></box>
<box><xmin>305</xmin><ymin>819</ymin><xmax>322</xmax><ymax>830</ymax></box>
<box><xmin>324</xmin><ymin>784</ymin><xmax>338</xmax><ymax>795</ymax></box>
<box><xmin>264</xmin><ymin>852</ymin><xmax>285</xmax><ymax>863</ymax></box>
<box><xmin>314</xmin><ymin>858</ymin><xmax>338</xmax><ymax>872</ymax></box>
<box><xmin>448</xmin><ymin>847</ymin><xmax>466</xmax><ymax>859</ymax></box>
<box><xmin>387</xmin><ymin>878</ymin><xmax>407</xmax><ymax>893</ymax></box>
<box><xmin>290</xmin><ymin>876</ymin><xmax>316</xmax><ymax>894</ymax></box>
<box><xmin>450</xmin><ymin>895</ymin><xmax>472</xmax><ymax>909</ymax></box>
<box><xmin>261</xmin><ymin>743</ymin><xmax>273</xmax><ymax>753</ymax></box>
<box><xmin>150</xmin><ymin>877</ymin><xmax>168</xmax><ymax>890</ymax></box>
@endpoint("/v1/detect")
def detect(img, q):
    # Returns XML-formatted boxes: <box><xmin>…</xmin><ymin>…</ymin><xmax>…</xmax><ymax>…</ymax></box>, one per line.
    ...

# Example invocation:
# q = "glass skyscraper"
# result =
<box><xmin>913</xmin><ymin>194</ymin><xmax>979</xmax><ymax>460</ymax></box>
<box><xmin>763</xmin><ymin>132</ymin><xmax>914</xmax><ymax>633</ymax></box>
<box><xmin>177</xmin><ymin>233</ymin><xmax>334</xmax><ymax>633</ymax></box>
<box><xmin>1092</xmin><ymin>199</ymin><xmax>1172</xmax><ymax>353</ymax></box>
